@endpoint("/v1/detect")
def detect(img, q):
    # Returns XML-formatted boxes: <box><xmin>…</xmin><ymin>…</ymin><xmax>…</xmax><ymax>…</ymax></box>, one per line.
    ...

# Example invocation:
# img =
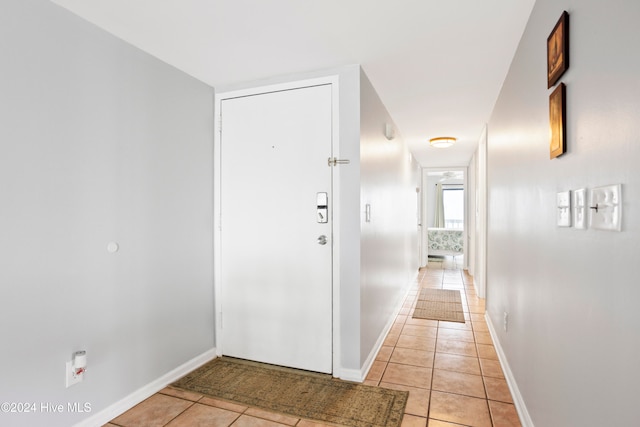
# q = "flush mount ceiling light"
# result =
<box><xmin>429</xmin><ymin>136</ymin><xmax>457</xmax><ymax>148</ymax></box>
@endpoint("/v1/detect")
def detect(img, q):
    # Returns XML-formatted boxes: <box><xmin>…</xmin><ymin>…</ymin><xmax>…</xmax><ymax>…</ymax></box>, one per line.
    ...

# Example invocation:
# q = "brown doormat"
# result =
<box><xmin>412</xmin><ymin>288</ymin><xmax>465</xmax><ymax>323</ymax></box>
<box><xmin>172</xmin><ymin>357</ymin><xmax>408</xmax><ymax>427</ymax></box>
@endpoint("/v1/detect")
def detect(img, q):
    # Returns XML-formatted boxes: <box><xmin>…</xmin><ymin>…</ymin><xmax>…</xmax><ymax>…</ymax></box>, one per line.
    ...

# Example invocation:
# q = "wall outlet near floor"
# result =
<box><xmin>503</xmin><ymin>312</ymin><xmax>509</xmax><ymax>332</ymax></box>
<box><xmin>65</xmin><ymin>361</ymin><xmax>83</xmax><ymax>388</ymax></box>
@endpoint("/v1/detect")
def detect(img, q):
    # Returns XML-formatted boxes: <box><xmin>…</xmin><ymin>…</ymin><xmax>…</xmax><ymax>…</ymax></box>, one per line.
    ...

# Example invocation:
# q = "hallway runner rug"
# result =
<box><xmin>412</xmin><ymin>288</ymin><xmax>465</xmax><ymax>323</ymax></box>
<box><xmin>172</xmin><ymin>356</ymin><xmax>408</xmax><ymax>427</ymax></box>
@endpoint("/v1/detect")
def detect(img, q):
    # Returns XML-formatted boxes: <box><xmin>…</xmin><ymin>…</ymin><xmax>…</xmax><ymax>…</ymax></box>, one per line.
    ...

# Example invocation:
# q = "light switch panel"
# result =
<box><xmin>557</xmin><ymin>191</ymin><xmax>571</xmax><ymax>227</ymax></box>
<box><xmin>573</xmin><ymin>188</ymin><xmax>587</xmax><ymax>229</ymax></box>
<box><xmin>589</xmin><ymin>184</ymin><xmax>622</xmax><ymax>231</ymax></box>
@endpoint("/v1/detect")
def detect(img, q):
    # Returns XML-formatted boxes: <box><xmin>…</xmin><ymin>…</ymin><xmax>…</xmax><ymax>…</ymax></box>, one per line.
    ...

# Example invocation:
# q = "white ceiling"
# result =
<box><xmin>51</xmin><ymin>0</ymin><xmax>535</xmax><ymax>168</ymax></box>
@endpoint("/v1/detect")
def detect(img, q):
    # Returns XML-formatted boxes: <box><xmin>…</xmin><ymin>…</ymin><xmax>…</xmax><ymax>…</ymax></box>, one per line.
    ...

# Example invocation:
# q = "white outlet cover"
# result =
<box><xmin>557</xmin><ymin>191</ymin><xmax>571</xmax><ymax>227</ymax></box>
<box><xmin>589</xmin><ymin>184</ymin><xmax>622</xmax><ymax>231</ymax></box>
<box><xmin>65</xmin><ymin>361</ymin><xmax>83</xmax><ymax>388</ymax></box>
<box><xmin>573</xmin><ymin>188</ymin><xmax>587</xmax><ymax>229</ymax></box>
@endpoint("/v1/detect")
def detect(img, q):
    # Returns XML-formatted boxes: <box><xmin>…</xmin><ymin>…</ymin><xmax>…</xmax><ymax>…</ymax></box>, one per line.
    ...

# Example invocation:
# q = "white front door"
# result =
<box><xmin>219</xmin><ymin>84</ymin><xmax>333</xmax><ymax>373</ymax></box>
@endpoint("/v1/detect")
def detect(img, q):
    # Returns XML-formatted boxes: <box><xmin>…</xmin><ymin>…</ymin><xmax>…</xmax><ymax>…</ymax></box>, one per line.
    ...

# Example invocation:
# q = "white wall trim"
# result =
<box><xmin>462</xmin><ymin>166</ymin><xmax>469</xmax><ymax>270</ymax></box>
<box><xmin>474</xmin><ymin>126</ymin><xmax>488</xmax><ymax>298</ymax></box>
<box><xmin>339</xmin><ymin>367</ymin><xmax>366</xmax><ymax>383</ymax></box>
<box><xmin>347</xmin><ymin>272</ymin><xmax>418</xmax><ymax>383</ymax></box>
<box><xmin>73</xmin><ymin>348</ymin><xmax>217</xmax><ymax>427</ymax></box>
<box><xmin>329</xmin><ymin>78</ymin><xmax>342</xmax><ymax>378</ymax></box>
<box><xmin>485</xmin><ymin>314</ymin><xmax>534</xmax><ymax>427</ymax></box>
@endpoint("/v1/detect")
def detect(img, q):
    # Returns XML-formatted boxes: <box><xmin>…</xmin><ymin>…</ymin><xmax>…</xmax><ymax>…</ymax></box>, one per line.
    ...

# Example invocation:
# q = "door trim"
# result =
<box><xmin>213</xmin><ymin>75</ymin><xmax>341</xmax><ymax>375</ymax></box>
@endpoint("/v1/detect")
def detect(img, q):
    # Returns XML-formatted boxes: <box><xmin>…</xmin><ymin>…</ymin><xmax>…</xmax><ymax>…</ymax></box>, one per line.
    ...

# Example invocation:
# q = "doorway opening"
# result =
<box><xmin>421</xmin><ymin>169</ymin><xmax>467</xmax><ymax>268</ymax></box>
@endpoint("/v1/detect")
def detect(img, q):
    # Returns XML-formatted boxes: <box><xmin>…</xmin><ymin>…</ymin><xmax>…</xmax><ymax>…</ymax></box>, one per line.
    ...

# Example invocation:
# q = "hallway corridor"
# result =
<box><xmin>363</xmin><ymin>257</ymin><xmax>520</xmax><ymax>426</ymax></box>
<box><xmin>106</xmin><ymin>259</ymin><xmax>520</xmax><ymax>427</ymax></box>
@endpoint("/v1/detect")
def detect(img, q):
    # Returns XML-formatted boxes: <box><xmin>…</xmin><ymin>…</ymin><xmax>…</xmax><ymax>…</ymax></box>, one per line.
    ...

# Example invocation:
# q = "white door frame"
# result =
<box><xmin>474</xmin><ymin>126</ymin><xmax>488</xmax><ymax>298</ymax></box>
<box><xmin>213</xmin><ymin>75</ymin><xmax>341</xmax><ymax>374</ymax></box>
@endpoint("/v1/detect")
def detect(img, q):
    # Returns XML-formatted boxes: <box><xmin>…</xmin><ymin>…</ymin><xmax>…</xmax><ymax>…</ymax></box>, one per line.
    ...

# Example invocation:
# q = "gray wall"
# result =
<box><xmin>359</xmin><ymin>70</ymin><xmax>420</xmax><ymax>368</ymax></box>
<box><xmin>487</xmin><ymin>0</ymin><xmax>640</xmax><ymax>425</ymax></box>
<box><xmin>0</xmin><ymin>1</ymin><xmax>215</xmax><ymax>426</ymax></box>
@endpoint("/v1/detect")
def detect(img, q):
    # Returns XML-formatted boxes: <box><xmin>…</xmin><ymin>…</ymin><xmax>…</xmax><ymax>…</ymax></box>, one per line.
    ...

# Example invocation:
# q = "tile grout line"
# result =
<box><xmin>463</xmin><ymin>269</ymin><xmax>495</xmax><ymax>427</ymax></box>
<box><xmin>466</xmin><ymin>285</ymin><xmax>492</xmax><ymax>427</ymax></box>
<box><xmin>430</xmin><ymin>262</ymin><xmax>497</xmax><ymax>427</ymax></box>
<box><xmin>424</xmin><ymin>265</ymin><xmax>444</xmax><ymax>425</ymax></box>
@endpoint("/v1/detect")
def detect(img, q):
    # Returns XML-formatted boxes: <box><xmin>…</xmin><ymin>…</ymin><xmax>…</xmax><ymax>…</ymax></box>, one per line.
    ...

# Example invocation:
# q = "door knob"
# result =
<box><xmin>317</xmin><ymin>235</ymin><xmax>327</xmax><ymax>245</ymax></box>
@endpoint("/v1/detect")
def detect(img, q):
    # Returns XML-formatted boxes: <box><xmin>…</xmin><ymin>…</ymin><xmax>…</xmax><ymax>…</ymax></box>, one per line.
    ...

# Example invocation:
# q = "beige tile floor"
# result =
<box><xmin>106</xmin><ymin>258</ymin><xmax>520</xmax><ymax>427</ymax></box>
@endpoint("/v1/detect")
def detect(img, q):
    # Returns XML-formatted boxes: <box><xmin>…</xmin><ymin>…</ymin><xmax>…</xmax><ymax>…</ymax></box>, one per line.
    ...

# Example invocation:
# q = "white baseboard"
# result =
<box><xmin>485</xmin><ymin>314</ymin><xmax>534</xmax><ymax>427</ymax></box>
<box><xmin>338</xmin><ymin>367</ymin><xmax>365</xmax><ymax>383</ymax></box>
<box><xmin>73</xmin><ymin>348</ymin><xmax>217</xmax><ymax>427</ymax></box>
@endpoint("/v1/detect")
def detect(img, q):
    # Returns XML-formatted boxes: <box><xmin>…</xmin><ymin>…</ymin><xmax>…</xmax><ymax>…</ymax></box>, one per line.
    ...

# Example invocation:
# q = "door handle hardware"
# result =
<box><xmin>328</xmin><ymin>157</ymin><xmax>350</xmax><ymax>166</ymax></box>
<box><xmin>317</xmin><ymin>235</ymin><xmax>327</xmax><ymax>245</ymax></box>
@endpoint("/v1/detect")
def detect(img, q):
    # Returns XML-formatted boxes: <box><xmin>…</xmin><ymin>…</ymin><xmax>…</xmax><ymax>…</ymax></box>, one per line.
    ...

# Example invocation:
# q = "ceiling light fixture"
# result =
<box><xmin>429</xmin><ymin>136</ymin><xmax>457</xmax><ymax>149</ymax></box>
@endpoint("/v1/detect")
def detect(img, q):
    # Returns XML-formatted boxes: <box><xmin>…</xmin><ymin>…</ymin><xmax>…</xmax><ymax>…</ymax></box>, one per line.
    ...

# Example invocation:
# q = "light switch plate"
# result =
<box><xmin>589</xmin><ymin>184</ymin><xmax>622</xmax><ymax>231</ymax></box>
<box><xmin>557</xmin><ymin>191</ymin><xmax>571</xmax><ymax>227</ymax></box>
<box><xmin>573</xmin><ymin>188</ymin><xmax>587</xmax><ymax>229</ymax></box>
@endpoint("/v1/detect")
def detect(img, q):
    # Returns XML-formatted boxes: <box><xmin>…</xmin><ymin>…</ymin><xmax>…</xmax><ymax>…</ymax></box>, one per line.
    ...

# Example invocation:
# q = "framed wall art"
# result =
<box><xmin>547</xmin><ymin>11</ymin><xmax>569</xmax><ymax>88</ymax></box>
<box><xmin>549</xmin><ymin>83</ymin><xmax>566</xmax><ymax>159</ymax></box>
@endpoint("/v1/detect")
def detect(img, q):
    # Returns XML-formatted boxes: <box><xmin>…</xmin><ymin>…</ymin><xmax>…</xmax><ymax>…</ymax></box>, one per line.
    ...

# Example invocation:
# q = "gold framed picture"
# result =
<box><xmin>549</xmin><ymin>83</ymin><xmax>566</xmax><ymax>159</ymax></box>
<box><xmin>547</xmin><ymin>11</ymin><xmax>569</xmax><ymax>88</ymax></box>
